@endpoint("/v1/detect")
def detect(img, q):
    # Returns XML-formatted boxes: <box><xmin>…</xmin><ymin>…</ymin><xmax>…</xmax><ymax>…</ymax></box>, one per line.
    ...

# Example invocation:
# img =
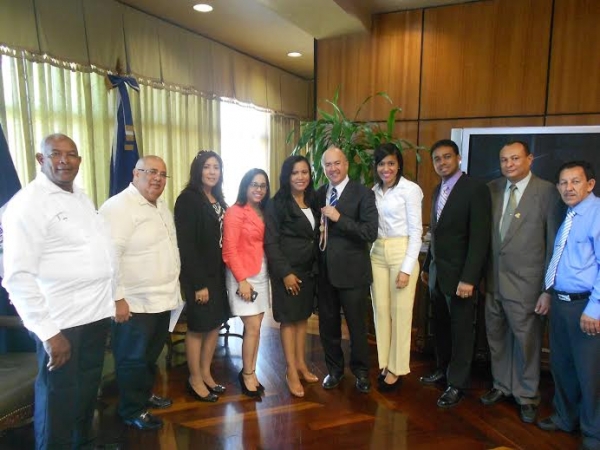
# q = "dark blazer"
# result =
<box><xmin>316</xmin><ymin>179</ymin><xmax>378</xmax><ymax>288</ymax></box>
<box><xmin>264</xmin><ymin>193</ymin><xmax>319</xmax><ymax>280</ymax></box>
<box><xmin>174</xmin><ymin>188</ymin><xmax>225</xmax><ymax>294</ymax></box>
<box><xmin>486</xmin><ymin>174</ymin><xmax>561</xmax><ymax>304</ymax></box>
<box><xmin>424</xmin><ymin>174</ymin><xmax>492</xmax><ymax>296</ymax></box>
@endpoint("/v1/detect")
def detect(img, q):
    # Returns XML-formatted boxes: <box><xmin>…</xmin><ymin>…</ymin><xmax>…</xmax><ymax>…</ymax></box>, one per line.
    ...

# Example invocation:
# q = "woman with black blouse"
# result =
<box><xmin>174</xmin><ymin>151</ymin><xmax>230</xmax><ymax>402</ymax></box>
<box><xmin>265</xmin><ymin>155</ymin><xmax>320</xmax><ymax>397</ymax></box>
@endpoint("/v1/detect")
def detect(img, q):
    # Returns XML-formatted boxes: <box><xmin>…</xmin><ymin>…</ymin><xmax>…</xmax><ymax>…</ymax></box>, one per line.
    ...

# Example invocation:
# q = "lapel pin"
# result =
<box><xmin>515</xmin><ymin>213</ymin><xmax>521</xmax><ymax>219</ymax></box>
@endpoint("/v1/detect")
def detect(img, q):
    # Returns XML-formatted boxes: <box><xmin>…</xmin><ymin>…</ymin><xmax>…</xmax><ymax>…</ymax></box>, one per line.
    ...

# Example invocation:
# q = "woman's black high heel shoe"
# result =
<box><xmin>205</xmin><ymin>382</ymin><xmax>226</xmax><ymax>394</ymax></box>
<box><xmin>239</xmin><ymin>370</ymin><xmax>261</xmax><ymax>398</ymax></box>
<box><xmin>186</xmin><ymin>380</ymin><xmax>218</xmax><ymax>402</ymax></box>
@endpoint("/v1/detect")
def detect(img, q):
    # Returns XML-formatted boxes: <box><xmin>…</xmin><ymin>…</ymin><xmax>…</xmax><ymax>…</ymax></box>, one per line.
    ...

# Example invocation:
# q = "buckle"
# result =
<box><xmin>557</xmin><ymin>293</ymin><xmax>571</xmax><ymax>302</ymax></box>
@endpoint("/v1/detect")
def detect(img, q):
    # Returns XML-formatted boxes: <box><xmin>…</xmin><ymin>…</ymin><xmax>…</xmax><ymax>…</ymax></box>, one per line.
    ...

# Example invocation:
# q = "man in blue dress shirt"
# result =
<box><xmin>537</xmin><ymin>161</ymin><xmax>600</xmax><ymax>450</ymax></box>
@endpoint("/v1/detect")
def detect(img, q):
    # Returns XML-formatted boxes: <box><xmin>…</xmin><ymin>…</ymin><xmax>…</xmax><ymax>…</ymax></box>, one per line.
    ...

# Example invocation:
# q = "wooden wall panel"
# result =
<box><xmin>548</xmin><ymin>0</ymin><xmax>600</xmax><ymax>114</ymax></box>
<box><xmin>316</xmin><ymin>33</ymin><xmax>372</xmax><ymax>118</ymax></box>
<box><xmin>316</xmin><ymin>10</ymin><xmax>422</xmax><ymax>121</ymax></box>
<box><xmin>420</xmin><ymin>0</ymin><xmax>552</xmax><ymax>119</ymax></box>
<box><xmin>370</xmin><ymin>11</ymin><xmax>422</xmax><ymax>121</ymax></box>
<box><xmin>417</xmin><ymin>116</ymin><xmax>544</xmax><ymax>224</ymax></box>
<box><xmin>545</xmin><ymin>115</ymin><xmax>600</xmax><ymax>126</ymax></box>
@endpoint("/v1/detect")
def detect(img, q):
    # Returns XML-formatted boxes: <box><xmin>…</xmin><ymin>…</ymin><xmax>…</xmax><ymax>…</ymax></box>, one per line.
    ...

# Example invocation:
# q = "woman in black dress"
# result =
<box><xmin>265</xmin><ymin>155</ymin><xmax>320</xmax><ymax>397</ymax></box>
<box><xmin>174</xmin><ymin>151</ymin><xmax>230</xmax><ymax>402</ymax></box>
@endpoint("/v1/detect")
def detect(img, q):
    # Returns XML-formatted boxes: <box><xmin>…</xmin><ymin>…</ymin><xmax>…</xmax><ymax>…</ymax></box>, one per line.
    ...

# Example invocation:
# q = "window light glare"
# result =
<box><xmin>287</xmin><ymin>52</ymin><xmax>302</xmax><ymax>58</ymax></box>
<box><xmin>193</xmin><ymin>4</ymin><xmax>213</xmax><ymax>13</ymax></box>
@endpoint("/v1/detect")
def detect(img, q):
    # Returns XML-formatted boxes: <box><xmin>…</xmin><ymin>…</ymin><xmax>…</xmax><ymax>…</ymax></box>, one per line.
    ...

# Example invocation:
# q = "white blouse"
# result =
<box><xmin>373</xmin><ymin>177</ymin><xmax>424</xmax><ymax>274</ymax></box>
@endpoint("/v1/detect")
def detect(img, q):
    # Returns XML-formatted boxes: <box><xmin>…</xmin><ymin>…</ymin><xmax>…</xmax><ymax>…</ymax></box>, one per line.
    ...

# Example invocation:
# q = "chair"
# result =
<box><xmin>0</xmin><ymin>315</ymin><xmax>37</xmax><ymax>434</ymax></box>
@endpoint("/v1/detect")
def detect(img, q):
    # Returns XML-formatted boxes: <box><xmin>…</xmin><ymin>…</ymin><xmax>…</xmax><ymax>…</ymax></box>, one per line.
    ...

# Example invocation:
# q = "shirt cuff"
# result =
<box><xmin>32</xmin><ymin>322</ymin><xmax>62</xmax><ymax>342</ymax></box>
<box><xmin>583</xmin><ymin>298</ymin><xmax>600</xmax><ymax>320</ymax></box>
<box><xmin>115</xmin><ymin>286</ymin><xmax>125</xmax><ymax>301</ymax></box>
<box><xmin>400</xmin><ymin>255</ymin><xmax>418</xmax><ymax>275</ymax></box>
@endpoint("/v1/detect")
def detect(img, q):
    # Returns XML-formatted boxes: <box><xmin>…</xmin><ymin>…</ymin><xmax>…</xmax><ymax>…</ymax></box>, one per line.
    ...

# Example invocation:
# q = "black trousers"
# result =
<box><xmin>33</xmin><ymin>318</ymin><xmax>109</xmax><ymax>450</ymax></box>
<box><xmin>430</xmin><ymin>282</ymin><xmax>477</xmax><ymax>389</ymax></box>
<box><xmin>317</xmin><ymin>265</ymin><xmax>370</xmax><ymax>378</ymax></box>
<box><xmin>111</xmin><ymin>311</ymin><xmax>170</xmax><ymax>419</ymax></box>
<box><xmin>550</xmin><ymin>295</ymin><xmax>600</xmax><ymax>450</ymax></box>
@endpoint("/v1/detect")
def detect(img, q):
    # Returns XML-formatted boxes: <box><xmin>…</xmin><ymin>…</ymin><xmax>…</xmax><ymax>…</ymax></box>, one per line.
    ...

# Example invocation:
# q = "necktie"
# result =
<box><xmin>544</xmin><ymin>209</ymin><xmax>576</xmax><ymax>290</ymax></box>
<box><xmin>319</xmin><ymin>187</ymin><xmax>339</xmax><ymax>251</ymax></box>
<box><xmin>436</xmin><ymin>184</ymin><xmax>449</xmax><ymax>220</ymax></box>
<box><xmin>330</xmin><ymin>187</ymin><xmax>338</xmax><ymax>207</ymax></box>
<box><xmin>499</xmin><ymin>184</ymin><xmax>517</xmax><ymax>241</ymax></box>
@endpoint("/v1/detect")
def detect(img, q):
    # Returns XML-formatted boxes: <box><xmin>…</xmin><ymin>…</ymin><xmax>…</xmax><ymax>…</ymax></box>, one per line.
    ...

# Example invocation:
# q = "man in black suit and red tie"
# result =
<box><xmin>420</xmin><ymin>139</ymin><xmax>492</xmax><ymax>407</ymax></box>
<box><xmin>317</xmin><ymin>146</ymin><xmax>378</xmax><ymax>393</ymax></box>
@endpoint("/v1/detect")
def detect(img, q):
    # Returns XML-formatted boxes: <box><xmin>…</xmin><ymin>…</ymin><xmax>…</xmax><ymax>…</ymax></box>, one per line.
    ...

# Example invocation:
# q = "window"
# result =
<box><xmin>220</xmin><ymin>100</ymin><xmax>270</xmax><ymax>204</ymax></box>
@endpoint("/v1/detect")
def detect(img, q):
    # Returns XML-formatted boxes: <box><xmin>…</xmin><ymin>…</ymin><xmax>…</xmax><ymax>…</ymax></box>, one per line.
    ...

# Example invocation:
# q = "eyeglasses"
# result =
<box><xmin>137</xmin><ymin>168</ymin><xmax>170</xmax><ymax>179</ymax></box>
<box><xmin>249</xmin><ymin>182</ymin><xmax>268</xmax><ymax>190</ymax></box>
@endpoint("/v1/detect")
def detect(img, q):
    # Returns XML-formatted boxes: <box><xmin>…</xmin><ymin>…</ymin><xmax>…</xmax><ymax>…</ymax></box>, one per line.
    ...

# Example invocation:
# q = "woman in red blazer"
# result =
<box><xmin>223</xmin><ymin>168</ymin><xmax>271</xmax><ymax>398</ymax></box>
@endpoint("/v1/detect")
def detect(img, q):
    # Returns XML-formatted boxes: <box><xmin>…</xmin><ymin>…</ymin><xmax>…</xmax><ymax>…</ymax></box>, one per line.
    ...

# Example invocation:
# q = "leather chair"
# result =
<box><xmin>0</xmin><ymin>315</ymin><xmax>37</xmax><ymax>434</ymax></box>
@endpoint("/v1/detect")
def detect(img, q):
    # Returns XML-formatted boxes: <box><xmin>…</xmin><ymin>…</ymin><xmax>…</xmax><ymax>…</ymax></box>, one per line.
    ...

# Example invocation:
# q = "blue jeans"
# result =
<box><xmin>111</xmin><ymin>311</ymin><xmax>170</xmax><ymax>419</ymax></box>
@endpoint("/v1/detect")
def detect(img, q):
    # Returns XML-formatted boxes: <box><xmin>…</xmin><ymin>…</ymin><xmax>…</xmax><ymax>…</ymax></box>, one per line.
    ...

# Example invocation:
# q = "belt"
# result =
<box><xmin>553</xmin><ymin>290</ymin><xmax>591</xmax><ymax>302</ymax></box>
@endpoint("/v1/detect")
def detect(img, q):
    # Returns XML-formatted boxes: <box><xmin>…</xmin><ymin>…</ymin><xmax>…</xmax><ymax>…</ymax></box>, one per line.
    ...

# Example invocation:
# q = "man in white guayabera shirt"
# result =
<box><xmin>2</xmin><ymin>133</ymin><xmax>115</xmax><ymax>450</ymax></box>
<box><xmin>100</xmin><ymin>155</ymin><xmax>182</xmax><ymax>431</ymax></box>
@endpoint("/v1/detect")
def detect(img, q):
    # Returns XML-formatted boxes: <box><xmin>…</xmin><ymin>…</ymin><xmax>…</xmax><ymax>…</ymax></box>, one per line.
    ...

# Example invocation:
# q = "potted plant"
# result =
<box><xmin>291</xmin><ymin>89</ymin><xmax>418</xmax><ymax>186</ymax></box>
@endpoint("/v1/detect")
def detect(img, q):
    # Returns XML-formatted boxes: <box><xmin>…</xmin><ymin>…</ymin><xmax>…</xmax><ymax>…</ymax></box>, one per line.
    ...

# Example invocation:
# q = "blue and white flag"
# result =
<box><xmin>108</xmin><ymin>75</ymin><xmax>140</xmax><ymax>197</ymax></box>
<box><xmin>0</xmin><ymin>123</ymin><xmax>21</xmax><ymax>278</ymax></box>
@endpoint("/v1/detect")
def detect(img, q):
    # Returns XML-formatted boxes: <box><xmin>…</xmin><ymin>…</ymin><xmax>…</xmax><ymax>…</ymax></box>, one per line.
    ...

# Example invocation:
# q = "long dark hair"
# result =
<box><xmin>185</xmin><ymin>150</ymin><xmax>226</xmax><ymax>207</ymax></box>
<box><xmin>373</xmin><ymin>143</ymin><xmax>404</xmax><ymax>188</ymax></box>
<box><xmin>276</xmin><ymin>155</ymin><xmax>315</xmax><ymax>205</ymax></box>
<box><xmin>235</xmin><ymin>168</ymin><xmax>270</xmax><ymax>209</ymax></box>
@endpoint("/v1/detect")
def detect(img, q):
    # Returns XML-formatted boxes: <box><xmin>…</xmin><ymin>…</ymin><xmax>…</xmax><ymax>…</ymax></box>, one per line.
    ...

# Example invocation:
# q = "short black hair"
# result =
<box><xmin>503</xmin><ymin>140</ymin><xmax>530</xmax><ymax>155</ymax></box>
<box><xmin>235</xmin><ymin>168</ymin><xmax>270</xmax><ymax>209</ymax></box>
<box><xmin>556</xmin><ymin>160</ymin><xmax>596</xmax><ymax>183</ymax></box>
<box><xmin>431</xmin><ymin>139</ymin><xmax>459</xmax><ymax>155</ymax></box>
<box><xmin>185</xmin><ymin>150</ymin><xmax>226</xmax><ymax>207</ymax></box>
<box><xmin>373</xmin><ymin>143</ymin><xmax>404</xmax><ymax>188</ymax></box>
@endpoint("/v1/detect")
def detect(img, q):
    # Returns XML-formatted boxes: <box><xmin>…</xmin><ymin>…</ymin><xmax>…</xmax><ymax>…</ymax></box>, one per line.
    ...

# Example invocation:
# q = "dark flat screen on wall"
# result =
<box><xmin>467</xmin><ymin>133</ymin><xmax>600</xmax><ymax>195</ymax></box>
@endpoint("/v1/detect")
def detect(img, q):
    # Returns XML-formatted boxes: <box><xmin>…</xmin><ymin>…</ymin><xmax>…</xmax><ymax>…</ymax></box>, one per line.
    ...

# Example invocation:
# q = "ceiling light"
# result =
<box><xmin>287</xmin><ymin>52</ymin><xmax>302</xmax><ymax>58</ymax></box>
<box><xmin>193</xmin><ymin>4</ymin><xmax>213</xmax><ymax>13</ymax></box>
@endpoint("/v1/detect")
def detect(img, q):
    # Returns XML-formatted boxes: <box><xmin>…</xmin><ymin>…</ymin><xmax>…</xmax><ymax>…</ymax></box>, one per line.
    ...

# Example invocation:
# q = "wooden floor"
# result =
<box><xmin>0</xmin><ymin>313</ymin><xmax>582</xmax><ymax>450</ymax></box>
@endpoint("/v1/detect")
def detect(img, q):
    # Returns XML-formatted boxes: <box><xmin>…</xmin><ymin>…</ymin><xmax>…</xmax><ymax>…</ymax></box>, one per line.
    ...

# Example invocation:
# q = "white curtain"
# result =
<box><xmin>0</xmin><ymin>51</ymin><xmax>221</xmax><ymax>209</ymax></box>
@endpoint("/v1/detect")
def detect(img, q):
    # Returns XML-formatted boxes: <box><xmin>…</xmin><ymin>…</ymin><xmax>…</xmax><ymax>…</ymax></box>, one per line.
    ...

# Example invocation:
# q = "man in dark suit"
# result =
<box><xmin>317</xmin><ymin>146</ymin><xmax>378</xmax><ymax>393</ymax></box>
<box><xmin>420</xmin><ymin>139</ymin><xmax>491</xmax><ymax>407</ymax></box>
<box><xmin>482</xmin><ymin>141</ymin><xmax>561</xmax><ymax>423</ymax></box>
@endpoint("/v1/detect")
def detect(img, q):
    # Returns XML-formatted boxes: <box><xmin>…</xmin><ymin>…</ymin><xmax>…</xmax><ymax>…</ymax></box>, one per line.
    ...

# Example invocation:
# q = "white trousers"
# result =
<box><xmin>370</xmin><ymin>237</ymin><xmax>419</xmax><ymax>376</ymax></box>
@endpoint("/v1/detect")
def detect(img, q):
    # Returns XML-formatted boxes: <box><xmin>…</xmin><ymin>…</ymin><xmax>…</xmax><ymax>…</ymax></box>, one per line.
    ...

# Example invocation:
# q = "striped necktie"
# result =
<box><xmin>319</xmin><ymin>187</ymin><xmax>339</xmax><ymax>251</ymax></box>
<box><xmin>436</xmin><ymin>184</ymin><xmax>449</xmax><ymax>220</ymax></box>
<box><xmin>330</xmin><ymin>187</ymin><xmax>338</xmax><ymax>207</ymax></box>
<box><xmin>544</xmin><ymin>209</ymin><xmax>576</xmax><ymax>290</ymax></box>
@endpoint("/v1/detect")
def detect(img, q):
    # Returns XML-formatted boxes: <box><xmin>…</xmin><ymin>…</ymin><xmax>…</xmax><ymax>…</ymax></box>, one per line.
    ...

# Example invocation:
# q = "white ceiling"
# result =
<box><xmin>118</xmin><ymin>0</ymin><xmax>478</xmax><ymax>79</ymax></box>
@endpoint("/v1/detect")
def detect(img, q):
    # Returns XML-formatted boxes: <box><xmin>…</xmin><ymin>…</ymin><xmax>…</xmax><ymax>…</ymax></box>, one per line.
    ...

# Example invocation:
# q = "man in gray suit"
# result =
<box><xmin>482</xmin><ymin>140</ymin><xmax>561</xmax><ymax>423</ymax></box>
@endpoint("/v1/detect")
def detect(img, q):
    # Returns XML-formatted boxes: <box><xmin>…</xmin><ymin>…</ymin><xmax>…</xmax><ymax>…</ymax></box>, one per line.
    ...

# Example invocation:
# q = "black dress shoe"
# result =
<box><xmin>322</xmin><ymin>373</ymin><xmax>344</xmax><ymax>390</ymax></box>
<box><xmin>123</xmin><ymin>411</ymin><xmax>163</xmax><ymax>431</ymax></box>
<box><xmin>377</xmin><ymin>376</ymin><xmax>402</xmax><ymax>393</ymax></box>
<box><xmin>480</xmin><ymin>388</ymin><xmax>506</xmax><ymax>406</ymax></box>
<box><xmin>205</xmin><ymin>382</ymin><xmax>226</xmax><ymax>394</ymax></box>
<box><xmin>147</xmin><ymin>394</ymin><xmax>173</xmax><ymax>409</ymax></box>
<box><xmin>355</xmin><ymin>376</ymin><xmax>371</xmax><ymax>393</ymax></box>
<box><xmin>437</xmin><ymin>386</ymin><xmax>464</xmax><ymax>408</ymax></box>
<box><xmin>537</xmin><ymin>417</ymin><xmax>561</xmax><ymax>431</ymax></box>
<box><xmin>520</xmin><ymin>404</ymin><xmax>538</xmax><ymax>423</ymax></box>
<box><xmin>187</xmin><ymin>380</ymin><xmax>219</xmax><ymax>402</ymax></box>
<box><xmin>419</xmin><ymin>369</ymin><xmax>446</xmax><ymax>385</ymax></box>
